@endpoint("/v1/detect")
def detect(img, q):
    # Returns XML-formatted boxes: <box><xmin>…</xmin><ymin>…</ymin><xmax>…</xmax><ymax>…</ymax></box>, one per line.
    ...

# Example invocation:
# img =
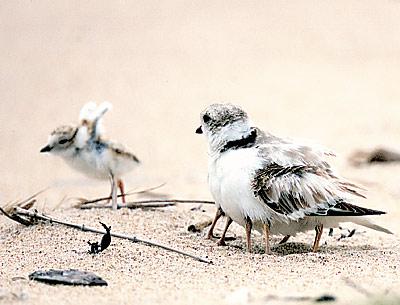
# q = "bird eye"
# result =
<box><xmin>58</xmin><ymin>139</ymin><xmax>68</xmax><ymax>144</ymax></box>
<box><xmin>203</xmin><ymin>114</ymin><xmax>211</xmax><ymax>123</ymax></box>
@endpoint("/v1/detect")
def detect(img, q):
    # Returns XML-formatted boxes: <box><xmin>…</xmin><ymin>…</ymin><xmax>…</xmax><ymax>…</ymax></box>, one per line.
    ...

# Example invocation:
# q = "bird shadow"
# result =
<box><xmin>271</xmin><ymin>242</ymin><xmax>312</xmax><ymax>255</ymax></box>
<box><xmin>227</xmin><ymin>241</ymin><xmax>313</xmax><ymax>255</ymax></box>
<box><xmin>251</xmin><ymin>242</ymin><xmax>378</xmax><ymax>256</ymax></box>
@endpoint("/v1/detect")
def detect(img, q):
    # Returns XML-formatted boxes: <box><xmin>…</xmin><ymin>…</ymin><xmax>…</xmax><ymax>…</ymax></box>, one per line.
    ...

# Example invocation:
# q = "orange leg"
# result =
<box><xmin>312</xmin><ymin>224</ymin><xmax>324</xmax><ymax>252</ymax></box>
<box><xmin>217</xmin><ymin>217</ymin><xmax>233</xmax><ymax>246</ymax></box>
<box><xmin>117</xmin><ymin>179</ymin><xmax>126</xmax><ymax>204</ymax></box>
<box><xmin>207</xmin><ymin>207</ymin><xmax>224</xmax><ymax>239</ymax></box>
<box><xmin>263</xmin><ymin>223</ymin><xmax>272</xmax><ymax>255</ymax></box>
<box><xmin>245</xmin><ymin>217</ymin><xmax>252</xmax><ymax>253</ymax></box>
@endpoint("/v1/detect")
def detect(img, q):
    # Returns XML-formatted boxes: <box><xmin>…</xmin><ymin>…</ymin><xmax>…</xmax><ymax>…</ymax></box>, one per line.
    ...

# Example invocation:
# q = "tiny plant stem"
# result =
<box><xmin>79</xmin><ymin>199</ymin><xmax>215</xmax><ymax>209</ymax></box>
<box><xmin>77</xmin><ymin>183</ymin><xmax>167</xmax><ymax>205</ymax></box>
<box><xmin>13</xmin><ymin>207</ymin><xmax>211</xmax><ymax>264</ymax></box>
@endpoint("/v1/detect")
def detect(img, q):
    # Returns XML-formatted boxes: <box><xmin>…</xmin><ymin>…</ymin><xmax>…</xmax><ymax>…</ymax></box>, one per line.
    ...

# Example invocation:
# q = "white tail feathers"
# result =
<box><xmin>352</xmin><ymin>218</ymin><xmax>393</xmax><ymax>234</ymax></box>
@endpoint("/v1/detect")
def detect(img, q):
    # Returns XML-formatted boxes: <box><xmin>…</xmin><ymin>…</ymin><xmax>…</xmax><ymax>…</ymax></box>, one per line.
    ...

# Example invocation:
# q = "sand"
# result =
<box><xmin>1</xmin><ymin>1</ymin><xmax>400</xmax><ymax>304</ymax></box>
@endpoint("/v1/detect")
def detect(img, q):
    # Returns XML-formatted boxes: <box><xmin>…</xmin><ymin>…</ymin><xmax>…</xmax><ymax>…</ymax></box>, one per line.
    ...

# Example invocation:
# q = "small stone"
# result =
<box><xmin>29</xmin><ymin>269</ymin><xmax>107</xmax><ymax>286</ymax></box>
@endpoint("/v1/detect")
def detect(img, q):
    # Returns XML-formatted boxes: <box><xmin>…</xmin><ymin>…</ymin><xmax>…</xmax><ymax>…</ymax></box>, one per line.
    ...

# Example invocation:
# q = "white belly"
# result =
<box><xmin>62</xmin><ymin>147</ymin><xmax>137</xmax><ymax>180</ymax></box>
<box><xmin>208</xmin><ymin>148</ymin><xmax>278</xmax><ymax>226</ymax></box>
<box><xmin>63</xmin><ymin>151</ymin><xmax>109</xmax><ymax>179</ymax></box>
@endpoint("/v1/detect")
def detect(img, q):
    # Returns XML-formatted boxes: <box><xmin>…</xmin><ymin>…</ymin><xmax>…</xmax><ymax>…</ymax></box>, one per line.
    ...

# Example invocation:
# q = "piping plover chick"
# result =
<box><xmin>40</xmin><ymin>102</ymin><xmax>140</xmax><ymax>210</ymax></box>
<box><xmin>196</xmin><ymin>103</ymin><xmax>392</xmax><ymax>253</ymax></box>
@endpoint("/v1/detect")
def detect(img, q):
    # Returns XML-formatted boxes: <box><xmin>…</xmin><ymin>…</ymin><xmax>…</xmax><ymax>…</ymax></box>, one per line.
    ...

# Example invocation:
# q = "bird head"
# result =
<box><xmin>40</xmin><ymin>125</ymin><xmax>78</xmax><ymax>156</ymax></box>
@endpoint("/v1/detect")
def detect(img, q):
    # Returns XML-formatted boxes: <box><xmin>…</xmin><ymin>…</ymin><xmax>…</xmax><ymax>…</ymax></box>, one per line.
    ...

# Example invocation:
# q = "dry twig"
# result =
<box><xmin>74</xmin><ymin>183</ymin><xmax>167</xmax><ymax>206</ymax></box>
<box><xmin>6</xmin><ymin>207</ymin><xmax>211</xmax><ymax>264</ymax></box>
<box><xmin>79</xmin><ymin>199</ymin><xmax>215</xmax><ymax>210</ymax></box>
<box><xmin>0</xmin><ymin>189</ymin><xmax>46</xmax><ymax>226</ymax></box>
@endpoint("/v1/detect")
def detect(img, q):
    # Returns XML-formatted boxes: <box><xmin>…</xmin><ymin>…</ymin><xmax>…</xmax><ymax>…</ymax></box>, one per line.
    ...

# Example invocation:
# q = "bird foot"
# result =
<box><xmin>206</xmin><ymin>233</ymin><xmax>216</xmax><ymax>240</ymax></box>
<box><xmin>217</xmin><ymin>239</ymin><xmax>226</xmax><ymax>246</ymax></box>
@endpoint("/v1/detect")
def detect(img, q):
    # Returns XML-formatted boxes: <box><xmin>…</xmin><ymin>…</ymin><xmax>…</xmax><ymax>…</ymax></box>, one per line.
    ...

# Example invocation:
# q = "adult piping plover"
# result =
<box><xmin>196</xmin><ymin>103</ymin><xmax>392</xmax><ymax>253</ymax></box>
<box><xmin>40</xmin><ymin>102</ymin><xmax>140</xmax><ymax>210</ymax></box>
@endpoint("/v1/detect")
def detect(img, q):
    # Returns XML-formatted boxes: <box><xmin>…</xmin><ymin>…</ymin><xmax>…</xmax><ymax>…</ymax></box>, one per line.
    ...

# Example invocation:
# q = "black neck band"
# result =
<box><xmin>220</xmin><ymin>128</ymin><xmax>257</xmax><ymax>153</ymax></box>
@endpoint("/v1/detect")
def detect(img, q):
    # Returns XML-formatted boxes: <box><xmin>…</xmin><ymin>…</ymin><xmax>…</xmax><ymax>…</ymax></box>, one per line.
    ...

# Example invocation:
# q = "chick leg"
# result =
<box><xmin>312</xmin><ymin>223</ymin><xmax>324</xmax><ymax>252</ymax></box>
<box><xmin>245</xmin><ymin>217</ymin><xmax>253</xmax><ymax>253</ymax></box>
<box><xmin>217</xmin><ymin>217</ymin><xmax>233</xmax><ymax>246</ymax></box>
<box><xmin>109</xmin><ymin>173</ymin><xmax>118</xmax><ymax>210</ymax></box>
<box><xmin>206</xmin><ymin>207</ymin><xmax>224</xmax><ymax>239</ymax></box>
<box><xmin>117</xmin><ymin>179</ymin><xmax>126</xmax><ymax>204</ymax></box>
<box><xmin>263</xmin><ymin>223</ymin><xmax>272</xmax><ymax>255</ymax></box>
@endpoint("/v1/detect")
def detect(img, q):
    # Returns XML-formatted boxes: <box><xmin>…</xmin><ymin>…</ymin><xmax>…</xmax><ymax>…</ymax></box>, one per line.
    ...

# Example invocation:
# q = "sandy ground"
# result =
<box><xmin>1</xmin><ymin>1</ymin><xmax>400</xmax><ymax>304</ymax></box>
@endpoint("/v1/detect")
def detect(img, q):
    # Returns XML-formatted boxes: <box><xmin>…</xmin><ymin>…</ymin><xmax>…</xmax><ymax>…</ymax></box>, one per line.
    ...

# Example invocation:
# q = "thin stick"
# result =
<box><xmin>81</xmin><ymin>202</ymin><xmax>177</xmax><ymax>210</ymax></box>
<box><xmin>13</xmin><ymin>207</ymin><xmax>211</xmax><ymax>264</ymax></box>
<box><xmin>2</xmin><ymin>188</ymin><xmax>48</xmax><ymax>212</ymax></box>
<box><xmin>0</xmin><ymin>205</ymin><xmax>36</xmax><ymax>226</ymax></box>
<box><xmin>126</xmin><ymin>183</ymin><xmax>167</xmax><ymax>195</ymax></box>
<box><xmin>0</xmin><ymin>207</ymin><xmax>20</xmax><ymax>222</ymax></box>
<box><xmin>78</xmin><ymin>199</ymin><xmax>215</xmax><ymax>209</ymax></box>
<box><xmin>80</xmin><ymin>199</ymin><xmax>215</xmax><ymax>209</ymax></box>
<box><xmin>76</xmin><ymin>183</ymin><xmax>167</xmax><ymax>205</ymax></box>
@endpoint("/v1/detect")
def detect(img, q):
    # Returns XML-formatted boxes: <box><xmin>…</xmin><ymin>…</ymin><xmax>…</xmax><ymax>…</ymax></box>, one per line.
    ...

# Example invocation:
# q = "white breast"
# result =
<box><xmin>62</xmin><ymin>147</ymin><xmax>112</xmax><ymax>179</ymax></box>
<box><xmin>63</xmin><ymin>150</ymin><xmax>109</xmax><ymax>179</ymax></box>
<box><xmin>208</xmin><ymin>148</ymin><xmax>278</xmax><ymax>227</ymax></box>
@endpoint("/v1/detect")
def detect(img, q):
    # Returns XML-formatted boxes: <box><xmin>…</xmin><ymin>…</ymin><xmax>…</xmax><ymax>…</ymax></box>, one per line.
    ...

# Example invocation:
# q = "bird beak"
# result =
<box><xmin>195</xmin><ymin>126</ymin><xmax>203</xmax><ymax>134</ymax></box>
<box><xmin>40</xmin><ymin>145</ymin><xmax>52</xmax><ymax>153</ymax></box>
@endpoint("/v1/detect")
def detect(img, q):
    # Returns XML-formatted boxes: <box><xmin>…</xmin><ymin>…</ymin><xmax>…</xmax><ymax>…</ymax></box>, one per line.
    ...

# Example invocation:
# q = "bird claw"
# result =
<box><xmin>217</xmin><ymin>239</ymin><xmax>226</xmax><ymax>246</ymax></box>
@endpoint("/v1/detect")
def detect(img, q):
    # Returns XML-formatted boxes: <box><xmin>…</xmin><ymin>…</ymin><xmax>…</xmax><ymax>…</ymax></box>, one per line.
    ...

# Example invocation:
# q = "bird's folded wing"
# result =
<box><xmin>108</xmin><ymin>142</ymin><xmax>140</xmax><ymax>163</ymax></box>
<box><xmin>89</xmin><ymin>102</ymin><xmax>112</xmax><ymax>140</ymax></box>
<box><xmin>251</xmin><ymin>162</ymin><xmax>365</xmax><ymax>220</ymax></box>
<box><xmin>78</xmin><ymin>102</ymin><xmax>112</xmax><ymax>142</ymax></box>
